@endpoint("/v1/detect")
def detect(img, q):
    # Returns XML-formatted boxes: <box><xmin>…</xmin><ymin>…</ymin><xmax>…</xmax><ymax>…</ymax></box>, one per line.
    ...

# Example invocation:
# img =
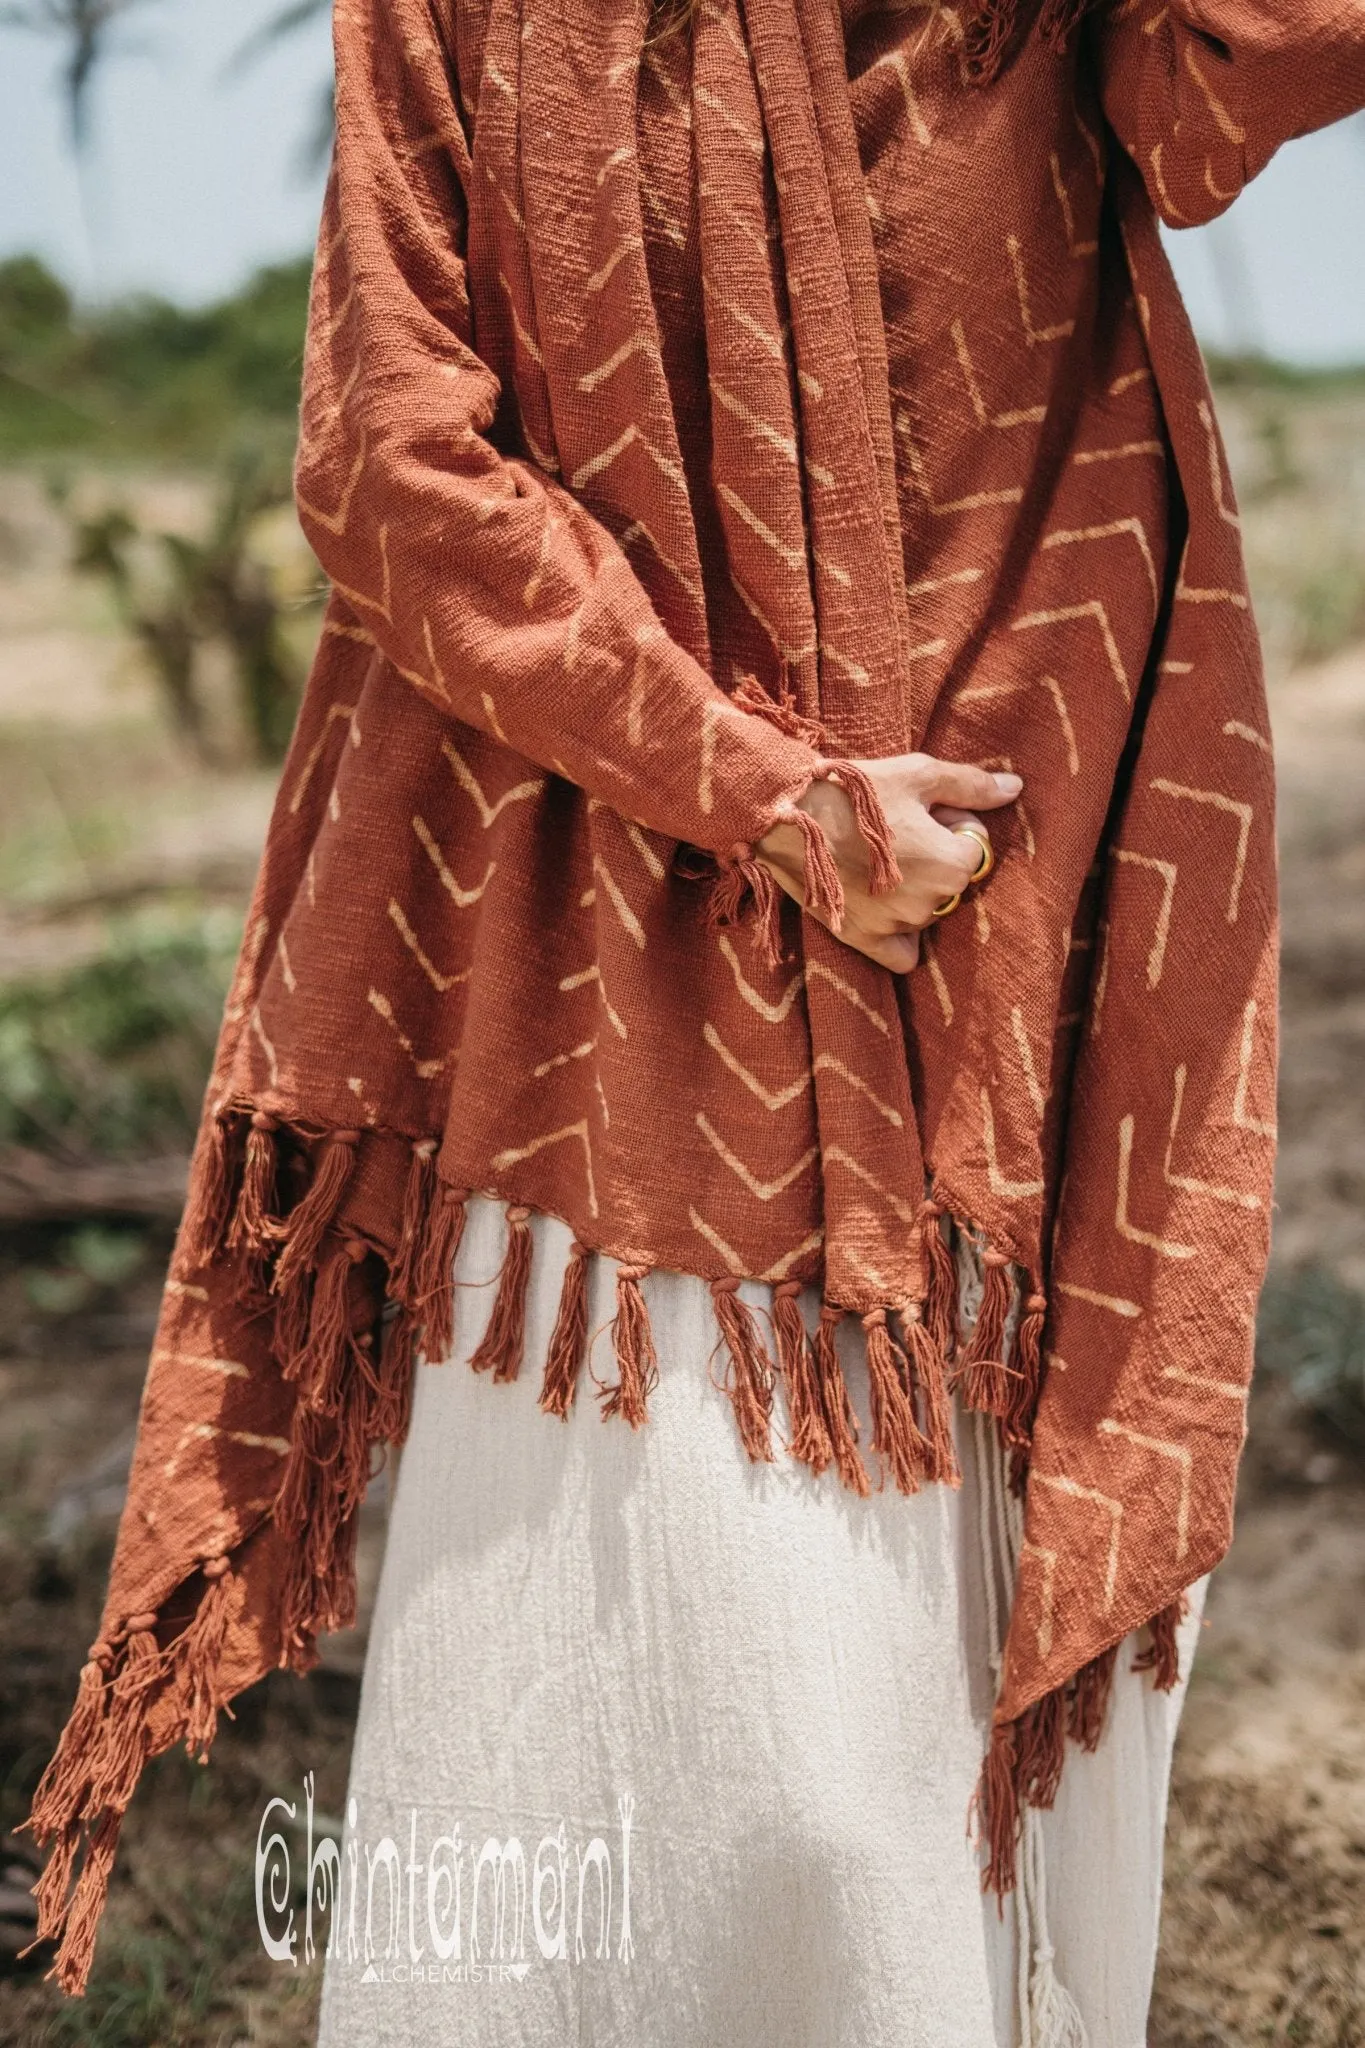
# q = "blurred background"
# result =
<box><xmin>0</xmin><ymin>9</ymin><xmax>1362</xmax><ymax>2043</ymax></box>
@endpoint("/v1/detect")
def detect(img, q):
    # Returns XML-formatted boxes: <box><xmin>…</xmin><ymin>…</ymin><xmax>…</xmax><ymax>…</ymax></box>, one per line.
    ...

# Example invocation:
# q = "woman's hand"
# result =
<box><xmin>755</xmin><ymin>755</ymin><xmax>1023</xmax><ymax>973</ymax></box>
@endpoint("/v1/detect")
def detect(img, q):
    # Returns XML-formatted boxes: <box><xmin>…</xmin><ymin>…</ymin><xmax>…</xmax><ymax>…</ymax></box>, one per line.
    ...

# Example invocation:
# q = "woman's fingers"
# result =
<box><xmin>915</xmin><ymin>759</ymin><xmax>1021</xmax><ymax>811</ymax></box>
<box><xmin>861</xmin><ymin>926</ymin><xmax>920</xmax><ymax>973</ymax></box>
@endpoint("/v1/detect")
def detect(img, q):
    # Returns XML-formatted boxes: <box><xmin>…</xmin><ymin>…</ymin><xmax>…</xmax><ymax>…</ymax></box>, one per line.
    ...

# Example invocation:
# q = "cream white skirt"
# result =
<box><xmin>317</xmin><ymin>1197</ymin><xmax>1202</xmax><ymax>2048</ymax></box>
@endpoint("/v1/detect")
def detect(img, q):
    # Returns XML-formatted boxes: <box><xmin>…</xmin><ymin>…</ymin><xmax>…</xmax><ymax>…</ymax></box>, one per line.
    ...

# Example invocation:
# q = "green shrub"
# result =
<box><xmin>1256</xmin><ymin>1264</ymin><xmax>1365</xmax><ymax>1448</ymax></box>
<box><xmin>0</xmin><ymin>254</ymin><xmax>312</xmax><ymax>459</ymax></box>
<box><xmin>0</xmin><ymin>911</ymin><xmax>239</xmax><ymax>1159</ymax></box>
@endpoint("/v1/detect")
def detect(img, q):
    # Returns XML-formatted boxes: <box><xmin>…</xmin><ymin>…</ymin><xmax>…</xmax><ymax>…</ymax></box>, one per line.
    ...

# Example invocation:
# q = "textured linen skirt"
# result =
<box><xmin>317</xmin><ymin>1196</ymin><xmax>1202</xmax><ymax>2048</ymax></box>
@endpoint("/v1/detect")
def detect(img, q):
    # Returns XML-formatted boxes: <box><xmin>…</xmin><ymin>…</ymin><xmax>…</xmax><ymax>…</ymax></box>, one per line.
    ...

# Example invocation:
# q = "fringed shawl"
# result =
<box><xmin>29</xmin><ymin>0</ymin><xmax>1365</xmax><ymax>1994</ymax></box>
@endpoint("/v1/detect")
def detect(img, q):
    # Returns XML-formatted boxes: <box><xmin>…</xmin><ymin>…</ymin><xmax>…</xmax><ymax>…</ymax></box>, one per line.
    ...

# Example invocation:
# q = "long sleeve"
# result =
<box><xmin>294</xmin><ymin>0</ymin><xmax>822</xmax><ymax>855</ymax></box>
<box><xmin>1098</xmin><ymin>0</ymin><xmax>1365</xmax><ymax>228</ymax></box>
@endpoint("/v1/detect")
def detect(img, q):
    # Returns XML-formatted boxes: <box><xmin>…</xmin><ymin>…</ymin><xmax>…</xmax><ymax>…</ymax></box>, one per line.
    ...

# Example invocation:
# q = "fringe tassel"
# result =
<box><xmin>180</xmin><ymin>1557</ymin><xmax>232</xmax><ymax>1761</ymax></box>
<box><xmin>980</xmin><ymin>1607</ymin><xmax>1177</xmax><ymax>1901</ymax></box>
<box><xmin>730</xmin><ymin>669</ymin><xmax>828</xmax><ymax>751</ymax></box>
<box><xmin>901</xmin><ymin>1306</ymin><xmax>960</xmax><ymax>1486</ymax></box>
<box><xmin>814</xmin><ymin>1305</ymin><xmax>871</xmax><ymax>1498</ymax></box>
<box><xmin>410</xmin><ymin>1181</ymin><xmax>468</xmax><ymax>1363</ymax></box>
<box><xmin>272</xmin><ymin>1232</ymin><xmax>386</xmax><ymax>1654</ymax></box>
<box><xmin>1067</xmin><ymin>1644</ymin><xmax>1118</xmax><ymax>1750</ymax></box>
<box><xmin>863</xmin><ymin>1308</ymin><xmax>930</xmax><ymax>1494</ymax></box>
<box><xmin>976</xmin><ymin>1717</ymin><xmax>1021</xmax><ymax>1897</ymax></box>
<box><xmin>962</xmin><ymin>0</ymin><xmax>1100</xmax><ymax>84</ymax></box>
<box><xmin>773</xmin><ymin>1282</ymin><xmax>833</xmax><ymax>1475</ymax></box>
<box><xmin>785</xmin><ymin>807</ymin><xmax>845</xmax><ymax>928</ymax></box>
<box><xmin>51</xmin><ymin>1808</ymin><xmax>123</xmax><ymax>1996</ymax></box>
<box><xmin>920</xmin><ymin>1199</ymin><xmax>959</xmax><ymax>1361</ymax></box>
<box><xmin>540</xmin><ymin>1240</ymin><xmax>591</xmax><ymax>1417</ymax></box>
<box><xmin>277</xmin><ymin>1409</ymin><xmax>364</xmax><ymax>1653</ymax></box>
<box><xmin>706</xmin><ymin>846</ymin><xmax>786</xmax><ymax>968</ymax></box>
<box><xmin>388</xmin><ymin>1139</ymin><xmax>437</xmax><ymax>1307</ymax></box>
<box><xmin>86</xmin><ymin>1622</ymin><xmax>162</xmax><ymax>1815</ymax></box>
<box><xmin>710</xmin><ymin>1280</ymin><xmax>777</xmax><ymax>1462</ymax></box>
<box><xmin>27</xmin><ymin>1650</ymin><xmax>113</xmax><ymax>1836</ymax></box>
<box><xmin>599</xmin><ymin>1264</ymin><xmax>657</xmax><ymax>1427</ymax></box>
<box><xmin>469</xmin><ymin>1205</ymin><xmax>533</xmax><ymax>1380</ymax></box>
<box><xmin>27</xmin><ymin>1820</ymin><xmax>81</xmax><ymax>1949</ymax></box>
<box><xmin>1015</xmin><ymin>1687</ymin><xmax>1067</xmax><ymax>1810</ymax></box>
<box><xmin>374</xmin><ymin>1309</ymin><xmax>417</xmax><ymax>1445</ymax></box>
<box><xmin>226</xmin><ymin>1110</ymin><xmax>281</xmax><ymax>1264</ymax></box>
<box><xmin>180</xmin><ymin>1110</ymin><xmax>236</xmax><ymax>1268</ymax></box>
<box><xmin>282</xmin><ymin>1243</ymin><xmax>358</xmax><ymax>1413</ymax></box>
<box><xmin>1133</xmin><ymin>1595</ymin><xmax>1186</xmax><ymax>1691</ymax></box>
<box><xmin>272</xmin><ymin>1130</ymin><xmax>360</xmax><ymax>1295</ymax></box>
<box><xmin>953</xmin><ymin>1248</ymin><xmax>1017</xmax><ymax>1420</ymax></box>
<box><xmin>819</xmin><ymin>760</ymin><xmax>902</xmax><ymax>893</ymax></box>
<box><xmin>1006</xmin><ymin>1290</ymin><xmax>1047</xmax><ymax>1451</ymax></box>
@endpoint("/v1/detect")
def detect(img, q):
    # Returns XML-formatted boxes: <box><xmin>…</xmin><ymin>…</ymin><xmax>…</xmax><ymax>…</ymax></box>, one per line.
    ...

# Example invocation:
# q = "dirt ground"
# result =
<box><xmin>0</xmin><ymin>390</ymin><xmax>1363</xmax><ymax>2044</ymax></box>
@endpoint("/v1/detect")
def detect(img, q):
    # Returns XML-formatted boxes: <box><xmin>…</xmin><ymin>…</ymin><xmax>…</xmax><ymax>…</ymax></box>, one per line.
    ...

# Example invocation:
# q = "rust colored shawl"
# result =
<box><xmin>28</xmin><ymin>0</ymin><xmax>1365</xmax><ymax>1992</ymax></box>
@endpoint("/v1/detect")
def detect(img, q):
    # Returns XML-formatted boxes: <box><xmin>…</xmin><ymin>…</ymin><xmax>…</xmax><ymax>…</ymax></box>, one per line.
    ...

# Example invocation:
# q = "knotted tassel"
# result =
<box><xmin>814</xmin><ymin>1304</ymin><xmax>870</xmax><ymax>1497</ymax></box>
<box><xmin>976</xmin><ymin>1717</ymin><xmax>1022</xmax><ymax>1897</ymax></box>
<box><xmin>901</xmin><ymin>1305</ymin><xmax>960</xmax><ymax>1486</ymax></box>
<box><xmin>954</xmin><ymin>1248</ymin><xmax>1017</xmax><ymax>1420</ymax></box>
<box><xmin>540</xmin><ymin>1239</ymin><xmax>590</xmax><ymax>1418</ymax></box>
<box><xmin>773</xmin><ymin>1281</ymin><xmax>832</xmax><ymax>1475</ymax></box>
<box><xmin>1067</xmin><ymin>1643</ymin><xmax>1119</xmax><ymax>1750</ymax></box>
<box><xmin>27</xmin><ymin>1645</ymin><xmax>114</xmax><ymax>1836</ymax></box>
<box><xmin>281</xmin><ymin>1241</ymin><xmax>359</xmax><ymax>1414</ymax></box>
<box><xmin>1133</xmin><ymin>1595</ymin><xmax>1186</xmax><ymax>1692</ymax></box>
<box><xmin>388</xmin><ymin>1138</ymin><xmax>437</xmax><ymax>1308</ymax></box>
<box><xmin>469</xmin><ymin>1205</ymin><xmax>533</xmax><ymax>1381</ymax></box>
<box><xmin>820</xmin><ymin>760</ymin><xmax>902</xmax><ymax>893</ymax></box>
<box><xmin>1006</xmin><ymin>1290</ymin><xmax>1048</xmax><ymax>1450</ymax></box>
<box><xmin>87</xmin><ymin>1619</ymin><xmax>164</xmax><ymax>1815</ymax></box>
<box><xmin>599</xmin><ymin>1263</ymin><xmax>657</xmax><ymax>1427</ymax></box>
<box><xmin>179</xmin><ymin>1109</ymin><xmax>236</xmax><ymax>1268</ymax></box>
<box><xmin>1028</xmin><ymin>1935</ymin><xmax>1089</xmax><ymax>2048</ymax></box>
<box><xmin>785</xmin><ymin>807</ymin><xmax>845</xmax><ymax>928</ymax></box>
<box><xmin>272</xmin><ymin>1129</ymin><xmax>360</xmax><ymax>1295</ymax></box>
<box><xmin>411</xmin><ymin>1180</ymin><xmax>468</xmax><ymax>1363</ymax></box>
<box><xmin>920</xmin><ymin>1198</ymin><xmax>960</xmax><ymax>1362</ymax></box>
<box><xmin>227</xmin><ymin>1110</ymin><xmax>281</xmax><ymax>1264</ymax></box>
<box><xmin>710</xmin><ymin>1279</ymin><xmax>776</xmax><ymax>1463</ymax></box>
<box><xmin>180</xmin><ymin>1556</ymin><xmax>233</xmax><ymax>1761</ymax></box>
<box><xmin>51</xmin><ymin>1807</ymin><xmax>123</xmax><ymax>1996</ymax></box>
<box><xmin>863</xmin><ymin>1308</ymin><xmax>931</xmax><ymax>1495</ymax></box>
<box><xmin>706</xmin><ymin>843</ymin><xmax>786</xmax><ymax>967</ymax></box>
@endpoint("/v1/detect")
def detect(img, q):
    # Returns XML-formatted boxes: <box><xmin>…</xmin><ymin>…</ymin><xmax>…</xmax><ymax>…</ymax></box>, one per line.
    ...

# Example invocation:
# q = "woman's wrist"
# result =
<box><xmin>756</xmin><ymin>774</ymin><xmax>860</xmax><ymax>892</ymax></box>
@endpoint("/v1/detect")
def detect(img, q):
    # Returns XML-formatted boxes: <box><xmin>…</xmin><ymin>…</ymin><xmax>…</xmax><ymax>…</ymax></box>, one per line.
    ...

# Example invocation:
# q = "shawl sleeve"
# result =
<box><xmin>1098</xmin><ymin>0</ymin><xmax>1365</xmax><ymax>228</ymax></box>
<box><xmin>294</xmin><ymin>0</ymin><xmax>822</xmax><ymax>856</ymax></box>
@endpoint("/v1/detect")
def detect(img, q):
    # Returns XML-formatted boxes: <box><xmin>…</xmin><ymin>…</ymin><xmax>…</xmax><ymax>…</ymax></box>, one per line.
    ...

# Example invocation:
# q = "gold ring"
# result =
<box><xmin>952</xmin><ymin>822</ymin><xmax>994</xmax><ymax>883</ymax></box>
<box><xmin>930</xmin><ymin>890</ymin><xmax>962</xmax><ymax>920</ymax></box>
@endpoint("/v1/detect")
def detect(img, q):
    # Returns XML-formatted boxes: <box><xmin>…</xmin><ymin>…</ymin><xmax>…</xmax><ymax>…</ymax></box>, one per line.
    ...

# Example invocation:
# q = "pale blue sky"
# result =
<box><xmin>1</xmin><ymin>1</ymin><xmax>1363</xmax><ymax>364</ymax></box>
